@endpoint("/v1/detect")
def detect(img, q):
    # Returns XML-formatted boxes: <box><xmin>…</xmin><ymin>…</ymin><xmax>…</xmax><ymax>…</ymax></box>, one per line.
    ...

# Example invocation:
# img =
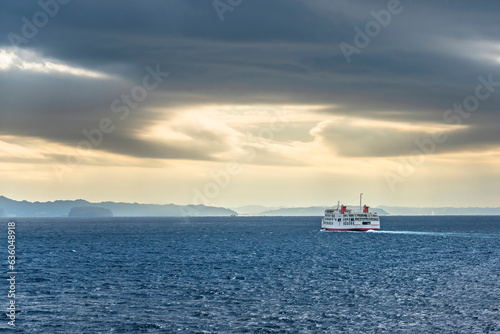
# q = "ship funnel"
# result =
<box><xmin>363</xmin><ymin>205</ymin><xmax>369</xmax><ymax>213</ymax></box>
<box><xmin>340</xmin><ymin>205</ymin><xmax>347</xmax><ymax>214</ymax></box>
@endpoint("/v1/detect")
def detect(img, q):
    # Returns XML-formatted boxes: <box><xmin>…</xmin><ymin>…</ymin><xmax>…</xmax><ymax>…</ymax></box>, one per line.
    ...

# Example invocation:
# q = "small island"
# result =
<box><xmin>68</xmin><ymin>206</ymin><xmax>113</xmax><ymax>217</ymax></box>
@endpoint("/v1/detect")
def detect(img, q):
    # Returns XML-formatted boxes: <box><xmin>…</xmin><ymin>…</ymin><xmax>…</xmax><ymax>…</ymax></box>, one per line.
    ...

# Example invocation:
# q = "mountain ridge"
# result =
<box><xmin>0</xmin><ymin>196</ymin><xmax>236</xmax><ymax>217</ymax></box>
<box><xmin>1</xmin><ymin>196</ymin><xmax>499</xmax><ymax>217</ymax></box>
<box><xmin>377</xmin><ymin>205</ymin><xmax>500</xmax><ymax>216</ymax></box>
<box><xmin>254</xmin><ymin>206</ymin><xmax>389</xmax><ymax>216</ymax></box>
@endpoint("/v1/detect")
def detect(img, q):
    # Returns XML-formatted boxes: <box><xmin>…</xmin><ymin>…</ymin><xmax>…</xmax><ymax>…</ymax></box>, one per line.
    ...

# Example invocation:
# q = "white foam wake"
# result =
<box><xmin>366</xmin><ymin>230</ymin><xmax>498</xmax><ymax>238</ymax></box>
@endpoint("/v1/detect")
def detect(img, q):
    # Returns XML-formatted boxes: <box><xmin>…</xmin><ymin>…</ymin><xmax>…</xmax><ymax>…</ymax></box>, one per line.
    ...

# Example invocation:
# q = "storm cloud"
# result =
<box><xmin>1</xmin><ymin>0</ymin><xmax>500</xmax><ymax>161</ymax></box>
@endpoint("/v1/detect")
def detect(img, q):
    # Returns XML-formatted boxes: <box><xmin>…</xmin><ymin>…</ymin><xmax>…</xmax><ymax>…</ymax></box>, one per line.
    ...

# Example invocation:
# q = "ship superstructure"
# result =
<box><xmin>321</xmin><ymin>194</ymin><xmax>380</xmax><ymax>231</ymax></box>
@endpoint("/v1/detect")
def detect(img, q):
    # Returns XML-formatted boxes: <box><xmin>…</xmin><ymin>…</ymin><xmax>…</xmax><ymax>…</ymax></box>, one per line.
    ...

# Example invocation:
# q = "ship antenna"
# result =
<box><xmin>337</xmin><ymin>200</ymin><xmax>340</xmax><ymax>210</ymax></box>
<box><xmin>359</xmin><ymin>193</ymin><xmax>363</xmax><ymax>212</ymax></box>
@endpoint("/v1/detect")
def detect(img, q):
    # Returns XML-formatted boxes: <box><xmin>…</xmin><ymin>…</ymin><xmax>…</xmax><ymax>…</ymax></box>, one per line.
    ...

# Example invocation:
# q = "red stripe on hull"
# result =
<box><xmin>322</xmin><ymin>227</ymin><xmax>379</xmax><ymax>231</ymax></box>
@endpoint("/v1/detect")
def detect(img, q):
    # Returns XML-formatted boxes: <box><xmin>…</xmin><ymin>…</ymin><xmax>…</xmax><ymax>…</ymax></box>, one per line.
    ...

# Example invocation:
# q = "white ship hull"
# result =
<box><xmin>321</xmin><ymin>225</ymin><xmax>380</xmax><ymax>231</ymax></box>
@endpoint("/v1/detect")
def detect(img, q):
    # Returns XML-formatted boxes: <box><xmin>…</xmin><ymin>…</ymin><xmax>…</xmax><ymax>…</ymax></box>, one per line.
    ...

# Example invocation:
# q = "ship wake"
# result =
<box><xmin>366</xmin><ymin>230</ymin><xmax>498</xmax><ymax>238</ymax></box>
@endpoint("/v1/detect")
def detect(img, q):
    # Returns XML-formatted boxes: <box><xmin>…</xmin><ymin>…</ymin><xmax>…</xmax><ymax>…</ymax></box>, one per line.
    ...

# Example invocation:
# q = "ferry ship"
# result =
<box><xmin>321</xmin><ymin>194</ymin><xmax>380</xmax><ymax>231</ymax></box>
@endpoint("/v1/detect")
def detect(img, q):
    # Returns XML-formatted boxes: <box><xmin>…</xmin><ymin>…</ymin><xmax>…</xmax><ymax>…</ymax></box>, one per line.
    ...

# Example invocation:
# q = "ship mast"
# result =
<box><xmin>359</xmin><ymin>193</ymin><xmax>363</xmax><ymax>212</ymax></box>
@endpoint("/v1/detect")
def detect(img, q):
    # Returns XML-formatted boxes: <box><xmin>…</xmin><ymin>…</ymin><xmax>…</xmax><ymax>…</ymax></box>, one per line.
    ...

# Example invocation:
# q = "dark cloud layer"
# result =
<box><xmin>1</xmin><ymin>0</ymin><xmax>499</xmax><ymax>160</ymax></box>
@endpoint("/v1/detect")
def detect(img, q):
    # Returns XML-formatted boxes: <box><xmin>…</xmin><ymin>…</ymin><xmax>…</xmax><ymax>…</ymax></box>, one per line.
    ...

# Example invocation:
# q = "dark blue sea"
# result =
<box><xmin>1</xmin><ymin>216</ymin><xmax>499</xmax><ymax>333</ymax></box>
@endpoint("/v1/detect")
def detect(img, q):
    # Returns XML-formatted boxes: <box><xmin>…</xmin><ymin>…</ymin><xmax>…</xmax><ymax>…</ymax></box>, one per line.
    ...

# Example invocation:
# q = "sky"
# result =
<box><xmin>1</xmin><ymin>0</ymin><xmax>499</xmax><ymax>208</ymax></box>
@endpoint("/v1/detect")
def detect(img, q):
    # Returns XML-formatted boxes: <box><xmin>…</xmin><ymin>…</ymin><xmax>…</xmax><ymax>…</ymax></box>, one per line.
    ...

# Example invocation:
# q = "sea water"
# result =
<box><xmin>0</xmin><ymin>216</ymin><xmax>499</xmax><ymax>333</ymax></box>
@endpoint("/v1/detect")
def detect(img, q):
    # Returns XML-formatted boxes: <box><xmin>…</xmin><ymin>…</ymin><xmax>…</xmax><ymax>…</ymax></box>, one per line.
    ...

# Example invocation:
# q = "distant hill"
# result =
<box><xmin>257</xmin><ymin>206</ymin><xmax>389</xmax><ymax>216</ymax></box>
<box><xmin>240</xmin><ymin>205</ymin><xmax>500</xmax><ymax>216</ymax></box>
<box><xmin>0</xmin><ymin>196</ymin><xmax>236</xmax><ymax>217</ymax></box>
<box><xmin>2</xmin><ymin>195</ymin><xmax>499</xmax><ymax>217</ymax></box>
<box><xmin>69</xmin><ymin>206</ymin><xmax>113</xmax><ymax>217</ymax></box>
<box><xmin>232</xmin><ymin>205</ymin><xmax>283</xmax><ymax>215</ymax></box>
<box><xmin>378</xmin><ymin>206</ymin><xmax>500</xmax><ymax>216</ymax></box>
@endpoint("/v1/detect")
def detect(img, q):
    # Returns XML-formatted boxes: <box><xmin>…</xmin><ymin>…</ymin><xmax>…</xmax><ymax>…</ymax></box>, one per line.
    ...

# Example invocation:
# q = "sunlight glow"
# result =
<box><xmin>0</xmin><ymin>48</ymin><xmax>110</xmax><ymax>79</ymax></box>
